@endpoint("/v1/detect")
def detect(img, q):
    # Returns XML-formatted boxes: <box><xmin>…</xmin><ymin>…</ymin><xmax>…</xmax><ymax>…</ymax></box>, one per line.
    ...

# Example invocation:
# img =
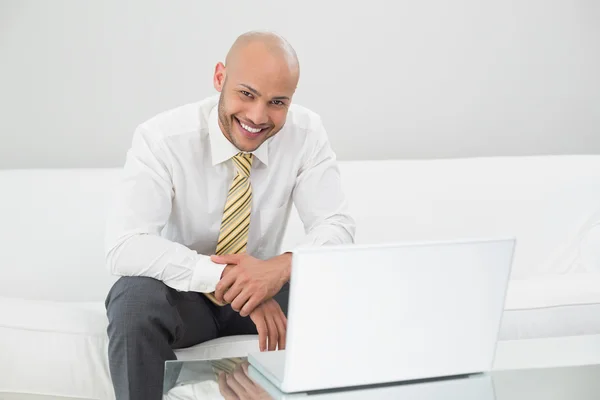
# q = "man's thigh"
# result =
<box><xmin>169</xmin><ymin>290</ymin><xmax>221</xmax><ymax>349</ymax></box>
<box><xmin>105</xmin><ymin>277</ymin><xmax>221</xmax><ymax>351</ymax></box>
<box><xmin>218</xmin><ymin>282</ymin><xmax>290</xmax><ymax>337</ymax></box>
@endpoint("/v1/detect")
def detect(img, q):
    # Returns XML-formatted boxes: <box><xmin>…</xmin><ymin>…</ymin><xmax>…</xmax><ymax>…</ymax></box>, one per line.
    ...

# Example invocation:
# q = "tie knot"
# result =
<box><xmin>232</xmin><ymin>152</ymin><xmax>253</xmax><ymax>178</ymax></box>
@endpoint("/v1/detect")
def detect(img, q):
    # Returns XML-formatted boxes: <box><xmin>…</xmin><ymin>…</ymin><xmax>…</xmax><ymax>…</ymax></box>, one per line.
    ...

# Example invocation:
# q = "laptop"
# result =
<box><xmin>248</xmin><ymin>238</ymin><xmax>515</xmax><ymax>393</ymax></box>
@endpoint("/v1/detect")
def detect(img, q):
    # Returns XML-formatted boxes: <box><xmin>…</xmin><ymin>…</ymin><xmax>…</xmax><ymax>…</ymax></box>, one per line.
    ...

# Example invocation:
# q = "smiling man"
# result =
<box><xmin>104</xmin><ymin>31</ymin><xmax>355</xmax><ymax>400</ymax></box>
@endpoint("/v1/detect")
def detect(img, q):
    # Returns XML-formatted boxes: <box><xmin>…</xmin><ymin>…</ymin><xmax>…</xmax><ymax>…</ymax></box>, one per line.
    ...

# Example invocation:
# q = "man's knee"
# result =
<box><xmin>106</xmin><ymin>276</ymin><xmax>173</xmax><ymax>336</ymax></box>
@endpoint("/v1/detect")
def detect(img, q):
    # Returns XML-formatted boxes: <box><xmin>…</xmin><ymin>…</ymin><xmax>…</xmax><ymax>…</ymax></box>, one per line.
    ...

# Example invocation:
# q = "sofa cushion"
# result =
<box><xmin>505</xmin><ymin>273</ymin><xmax>600</xmax><ymax>310</ymax></box>
<box><xmin>0</xmin><ymin>296</ymin><xmax>259</xmax><ymax>399</ymax></box>
<box><xmin>500</xmin><ymin>303</ymin><xmax>600</xmax><ymax>340</ymax></box>
<box><xmin>174</xmin><ymin>335</ymin><xmax>259</xmax><ymax>361</ymax></box>
<box><xmin>0</xmin><ymin>297</ymin><xmax>113</xmax><ymax>399</ymax></box>
<box><xmin>499</xmin><ymin>273</ymin><xmax>600</xmax><ymax>340</ymax></box>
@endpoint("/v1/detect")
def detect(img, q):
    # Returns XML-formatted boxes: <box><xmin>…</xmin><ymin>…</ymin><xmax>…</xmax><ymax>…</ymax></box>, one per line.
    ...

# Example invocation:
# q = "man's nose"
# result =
<box><xmin>246</xmin><ymin>103</ymin><xmax>268</xmax><ymax>126</ymax></box>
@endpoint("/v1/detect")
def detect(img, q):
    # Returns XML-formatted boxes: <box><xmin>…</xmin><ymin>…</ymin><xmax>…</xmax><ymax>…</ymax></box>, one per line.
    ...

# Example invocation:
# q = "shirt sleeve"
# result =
<box><xmin>104</xmin><ymin>124</ymin><xmax>226</xmax><ymax>292</ymax></box>
<box><xmin>283</xmin><ymin>116</ymin><xmax>356</xmax><ymax>253</ymax></box>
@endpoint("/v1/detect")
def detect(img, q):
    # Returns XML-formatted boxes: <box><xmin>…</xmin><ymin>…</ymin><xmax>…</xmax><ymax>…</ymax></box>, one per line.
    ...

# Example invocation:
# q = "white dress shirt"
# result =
<box><xmin>105</xmin><ymin>95</ymin><xmax>355</xmax><ymax>293</ymax></box>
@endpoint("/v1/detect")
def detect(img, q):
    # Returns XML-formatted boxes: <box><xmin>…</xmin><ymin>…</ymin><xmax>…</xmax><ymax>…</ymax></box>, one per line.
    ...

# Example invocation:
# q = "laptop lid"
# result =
<box><xmin>280</xmin><ymin>238</ymin><xmax>515</xmax><ymax>393</ymax></box>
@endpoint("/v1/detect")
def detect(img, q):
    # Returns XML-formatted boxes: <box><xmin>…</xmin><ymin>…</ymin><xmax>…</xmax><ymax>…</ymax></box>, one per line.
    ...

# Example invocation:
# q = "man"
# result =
<box><xmin>105</xmin><ymin>31</ymin><xmax>355</xmax><ymax>400</ymax></box>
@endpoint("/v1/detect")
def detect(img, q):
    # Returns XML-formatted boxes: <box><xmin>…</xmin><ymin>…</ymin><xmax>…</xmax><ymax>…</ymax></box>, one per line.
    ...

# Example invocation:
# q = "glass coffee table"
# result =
<box><xmin>163</xmin><ymin>357</ymin><xmax>600</xmax><ymax>399</ymax></box>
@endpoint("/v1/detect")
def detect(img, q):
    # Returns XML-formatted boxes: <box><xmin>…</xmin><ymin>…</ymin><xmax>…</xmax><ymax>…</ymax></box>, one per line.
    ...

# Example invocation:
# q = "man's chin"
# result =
<box><xmin>231</xmin><ymin>139</ymin><xmax>260</xmax><ymax>153</ymax></box>
<box><xmin>231</xmin><ymin>134</ymin><xmax>268</xmax><ymax>153</ymax></box>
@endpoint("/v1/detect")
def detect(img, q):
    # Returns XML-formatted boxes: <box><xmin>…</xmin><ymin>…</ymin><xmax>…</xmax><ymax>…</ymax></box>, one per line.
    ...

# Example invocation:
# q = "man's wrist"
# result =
<box><xmin>273</xmin><ymin>252</ymin><xmax>292</xmax><ymax>282</ymax></box>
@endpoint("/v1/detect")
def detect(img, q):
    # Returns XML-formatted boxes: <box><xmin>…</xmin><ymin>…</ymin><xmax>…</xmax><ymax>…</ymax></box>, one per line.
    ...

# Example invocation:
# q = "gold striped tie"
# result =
<box><xmin>204</xmin><ymin>152</ymin><xmax>254</xmax><ymax>306</ymax></box>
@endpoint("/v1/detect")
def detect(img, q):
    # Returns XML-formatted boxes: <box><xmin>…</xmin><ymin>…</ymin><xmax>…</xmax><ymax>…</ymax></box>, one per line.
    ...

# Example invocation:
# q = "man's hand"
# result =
<box><xmin>212</xmin><ymin>253</ymin><xmax>291</xmax><ymax>317</ymax></box>
<box><xmin>250</xmin><ymin>298</ymin><xmax>287</xmax><ymax>352</ymax></box>
<box><xmin>217</xmin><ymin>362</ymin><xmax>270</xmax><ymax>400</ymax></box>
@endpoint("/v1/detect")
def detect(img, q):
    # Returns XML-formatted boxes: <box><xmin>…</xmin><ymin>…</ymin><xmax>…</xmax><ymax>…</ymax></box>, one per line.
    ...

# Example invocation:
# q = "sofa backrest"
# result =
<box><xmin>1</xmin><ymin>155</ymin><xmax>600</xmax><ymax>302</ymax></box>
<box><xmin>281</xmin><ymin>155</ymin><xmax>600</xmax><ymax>280</ymax></box>
<box><xmin>0</xmin><ymin>169</ymin><xmax>121</xmax><ymax>301</ymax></box>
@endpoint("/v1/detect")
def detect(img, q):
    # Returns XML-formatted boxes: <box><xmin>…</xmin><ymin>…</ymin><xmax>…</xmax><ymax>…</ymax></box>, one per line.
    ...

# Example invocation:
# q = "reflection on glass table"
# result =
<box><xmin>164</xmin><ymin>356</ymin><xmax>600</xmax><ymax>400</ymax></box>
<box><xmin>163</xmin><ymin>356</ymin><xmax>600</xmax><ymax>399</ymax></box>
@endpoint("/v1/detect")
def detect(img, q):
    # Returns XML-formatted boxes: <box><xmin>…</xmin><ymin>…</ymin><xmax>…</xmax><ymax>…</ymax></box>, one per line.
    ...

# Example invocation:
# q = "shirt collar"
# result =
<box><xmin>208</xmin><ymin>104</ymin><xmax>269</xmax><ymax>167</ymax></box>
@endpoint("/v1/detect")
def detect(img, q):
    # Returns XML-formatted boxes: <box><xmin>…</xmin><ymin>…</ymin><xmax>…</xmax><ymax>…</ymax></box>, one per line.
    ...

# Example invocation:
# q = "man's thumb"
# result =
<box><xmin>211</xmin><ymin>254</ymin><xmax>240</xmax><ymax>264</ymax></box>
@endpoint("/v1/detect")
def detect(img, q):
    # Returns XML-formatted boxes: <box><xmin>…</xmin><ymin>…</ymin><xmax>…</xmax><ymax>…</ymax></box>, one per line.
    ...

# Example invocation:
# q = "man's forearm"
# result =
<box><xmin>283</xmin><ymin>213</ymin><xmax>356</xmax><ymax>255</ymax></box>
<box><xmin>106</xmin><ymin>233</ymin><xmax>226</xmax><ymax>293</ymax></box>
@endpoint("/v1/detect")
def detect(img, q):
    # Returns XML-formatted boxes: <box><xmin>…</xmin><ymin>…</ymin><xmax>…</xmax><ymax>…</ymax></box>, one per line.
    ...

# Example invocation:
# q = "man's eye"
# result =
<box><xmin>271</xmin><ymin>100</ymin><xmax>284</xmax><ymax>106</ymax></box>
<box><xmin>241</xmin><ymin>91</ymin><xmax>253</xmax><ymax>98</ymax></box>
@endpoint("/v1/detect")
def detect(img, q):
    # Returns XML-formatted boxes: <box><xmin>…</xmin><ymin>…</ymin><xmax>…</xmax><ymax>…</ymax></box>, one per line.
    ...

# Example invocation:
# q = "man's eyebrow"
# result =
<box><xmin>240</xmin><ymin>84</ymin><xmax>261</xmax><ymax>96</ymax></box>
<box><xmin>240</xmin><ymin>84</ymin><xmax>290</xmax><ymax>101</ymax></box>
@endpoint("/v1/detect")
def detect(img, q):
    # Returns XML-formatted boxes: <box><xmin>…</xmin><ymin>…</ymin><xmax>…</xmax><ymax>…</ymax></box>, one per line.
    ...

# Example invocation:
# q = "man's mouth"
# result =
<box><xmin>234</xmin><ymin>117</ymin><xmax>268</xmax><ymax>138</ymax></box>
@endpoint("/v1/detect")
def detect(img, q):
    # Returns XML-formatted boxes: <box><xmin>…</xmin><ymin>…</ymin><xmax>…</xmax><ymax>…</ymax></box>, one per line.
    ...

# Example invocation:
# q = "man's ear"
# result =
<box><xmin>213</xmin><ymin>62</ymin><xmax>226</xmax><ymax>92</ymax></box>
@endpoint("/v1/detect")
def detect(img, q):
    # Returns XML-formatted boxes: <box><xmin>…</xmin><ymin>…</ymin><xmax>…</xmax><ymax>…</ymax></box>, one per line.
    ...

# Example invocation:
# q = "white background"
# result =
<box><xmin>1</xmin><ymin>0</ymin><xmax>599</xmax><ymax>168</ymax></box>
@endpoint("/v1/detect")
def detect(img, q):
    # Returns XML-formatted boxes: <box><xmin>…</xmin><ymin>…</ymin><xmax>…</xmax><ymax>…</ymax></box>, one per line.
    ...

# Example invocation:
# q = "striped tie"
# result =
<box><xmin>204</xmin><ymin>152</ymin><xmax>254</xmax><ymax>306</ymax></box>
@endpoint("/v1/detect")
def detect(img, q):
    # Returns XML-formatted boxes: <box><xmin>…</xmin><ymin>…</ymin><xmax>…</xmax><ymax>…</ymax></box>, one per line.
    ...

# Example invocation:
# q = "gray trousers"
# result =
<box><xmin>105</xmin><ymin>276</ymin><xmax>289</xmax><ymax>400</ymax></box>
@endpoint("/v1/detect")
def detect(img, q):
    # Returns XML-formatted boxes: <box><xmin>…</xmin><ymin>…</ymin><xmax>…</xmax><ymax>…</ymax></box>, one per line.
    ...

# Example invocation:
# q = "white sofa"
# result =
<box><xmin>2</xmin><ymin>155</ymin><xmax>600</xmax><ymax>399</ymax></box>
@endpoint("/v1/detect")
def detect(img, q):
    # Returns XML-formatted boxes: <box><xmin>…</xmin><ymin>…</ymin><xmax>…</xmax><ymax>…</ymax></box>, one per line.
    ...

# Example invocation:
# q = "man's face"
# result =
<box><xmin>213</xmin><ymin>46</ymin><xmax>298</xmax><ymax>152</ymax></box>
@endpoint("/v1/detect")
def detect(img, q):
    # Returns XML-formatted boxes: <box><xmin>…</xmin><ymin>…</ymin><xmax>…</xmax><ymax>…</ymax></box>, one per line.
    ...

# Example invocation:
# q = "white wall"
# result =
<box><xmin>1</xmin><ymin>0</ymin><xmax>599</xmax><ymax>169</ymax></box>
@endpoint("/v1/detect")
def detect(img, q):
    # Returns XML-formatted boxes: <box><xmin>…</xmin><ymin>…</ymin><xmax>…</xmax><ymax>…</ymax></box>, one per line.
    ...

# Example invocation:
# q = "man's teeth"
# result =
<box><xmin>240</xmin><ymin>122</ymin><xmax>262</xmax><ymax>134</ymax></box>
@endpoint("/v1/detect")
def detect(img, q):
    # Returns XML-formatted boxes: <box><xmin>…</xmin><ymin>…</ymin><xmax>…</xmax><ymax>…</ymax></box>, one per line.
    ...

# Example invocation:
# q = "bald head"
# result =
<box><xmin>213</xmin><ymin>31</ymin><xmax>299</xmax><ymax>152</ymax></box>
<box><xmin>225</xmin><ymin>31</ymin><xmax>299</xmax><ymax>80</ymax></box>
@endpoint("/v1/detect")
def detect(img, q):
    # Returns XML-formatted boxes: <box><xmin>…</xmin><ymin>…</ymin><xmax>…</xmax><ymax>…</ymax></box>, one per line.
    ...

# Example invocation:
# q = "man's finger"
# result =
<box><xmin>226</xmin><ymin>373</ymin><xmax>247</xmax><ymax>397</ymax></box>
<box><xmin>230</xmin><ymin>287</ymin><xmax>252</xmax><ymax>312</ymax></box>
<box><xmin>252</xmin><ymin>312</ymin><xmax>268</xmax><ymax>351</ymax></box>
<box><xmin>233</xmin><ymin>365</ymin><xmax>258</xmax><ymax>394</ymax></box>
<box><xmin>273</xmin><ymin>308</ymin><xmax>287</xmax><ymax>350</ymax></box>
<box><xmin>217</xmin><ymin>372</ymin><xmax>239</xmax><ymax>400</ymax></box>
<box><xmin>223</xmin><ymin>281</ymin><xmax>243</xmax><ymax>304</ymax></box>
<box><xmin>239</xmin><ymin>294</ymin><xmax>261</xmax><ymax>317</ymax></box>
<box><xmin>280</xmin><ymin>307</ymin><xmax>288</xmax><ymax>330</ymax></box>
<box><xmin>211</xmin><ymin>254</ymin><xmax>243</xmax><ymax>265</ymax></box>
<box><xmin>215</xmin><ymin>268</ymin><xmax>238</xmax><ymax>303</ymax></box>
<box><xmin>266</xmin><ymin>313</ymin><xmax>278</xmax><ymax>351</ymax></box>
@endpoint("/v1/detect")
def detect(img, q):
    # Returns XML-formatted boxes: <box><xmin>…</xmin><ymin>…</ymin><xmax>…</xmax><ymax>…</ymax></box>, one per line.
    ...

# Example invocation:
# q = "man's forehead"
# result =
<box><xmin>229</xmin><ymin>62</ymin><xmax>298</xmax><ymax>97</ymax></box>
<box><xmin>231</xmin><ymin>50</ymin><xmax>296</xmax><ymax>76</ymax></box>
